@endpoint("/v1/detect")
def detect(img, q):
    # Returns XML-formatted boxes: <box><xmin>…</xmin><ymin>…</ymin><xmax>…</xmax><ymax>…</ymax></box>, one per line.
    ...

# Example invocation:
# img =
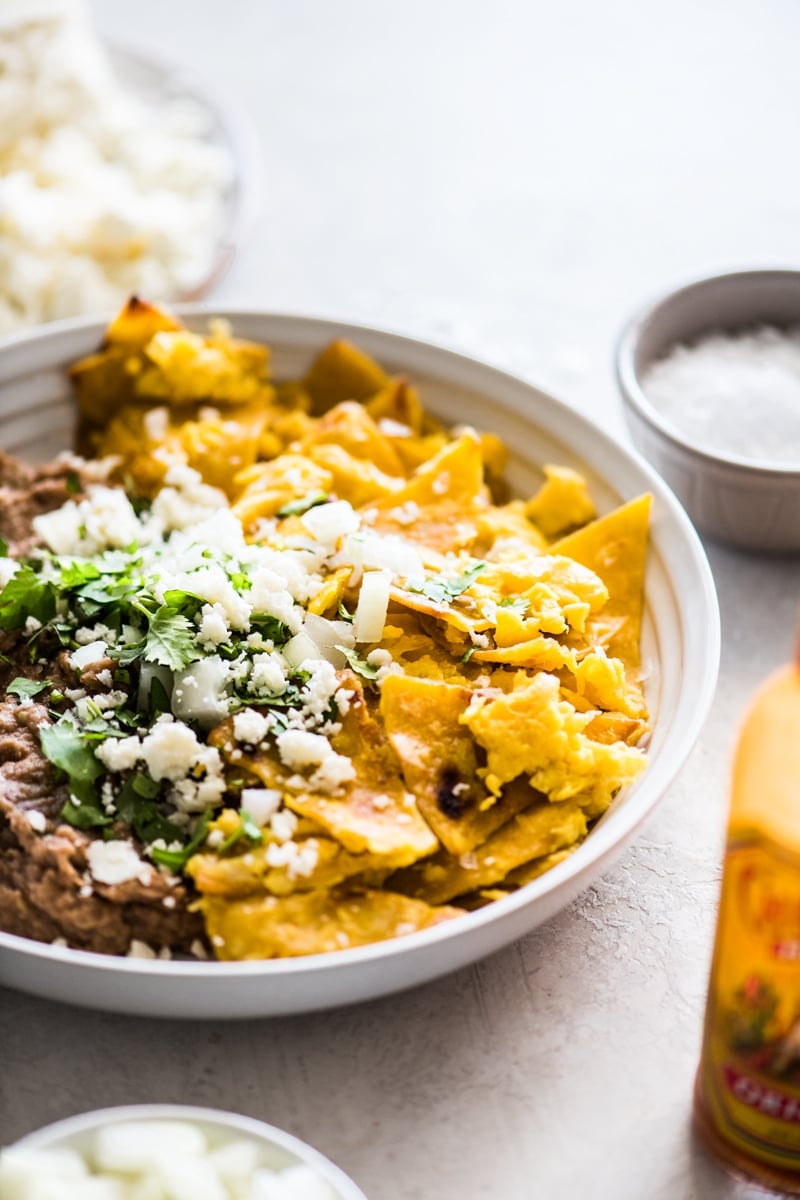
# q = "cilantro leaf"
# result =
<box><xmin>338</xmin><ymin>601</ymin><xmax>354</xmax><ymax>623</ymax></box>
<box><xmin>40</xmin><ymin>720</ymin><xmax>109</xmax><ymax>829</ymax></box>
<box><xmin>0</xmin><ymin>566</ymin><xmax>57</xmax><ymax>630</ymax></box>
<box><xmin>115</xmin><ymin>773</ymin><xmax>183</xmax><ymax>846</ymax></box>
<box><xmin>7</xmin><ymin>677</ymin><xmax>49</xmax><ymax>700</ymax></box>
<box><xmin>335</xmin><ymin>644</ymin><xmax>379</xmax><ymax>680</ymax></box>
<box><xmin>408</xmin><ymin>561</ymin><xmax>486</xmax><ymax>607</ymax></box>
<box><xmin>150</xmin><ymin>810</ymin><xmax>212</xmax><ymax>872</ymax></box>
<box><xmin>219</xmin><ymin>809</ymin><xmax>264</xmax><ymax>854</ymax></box>
<box><xmin>498</xmin><ymin>596</ymin><xmax>530</xmax><ymax>616</ymax></box>
<box><xmin>65</xmin><ymin>470</ymin><xmax>81</xmax><ymax>495</ymax></box>
<box><xmin>277</xmin><ymin>492</ymin><xmax>329</xmax><ymax>518</ymax></box>
<box><xmin>143</xmin><ymin>606</ymin><xmax>200</xmax><ymax>672</ymax></box>
<box><xmin>59</xmin><ymin>561</ymin><xmax>101</xmax><ymax>588</ymax></box>
<box><xmin>0</xmin><ymin>537</ymin><xmax>8</xmax><ymax>557</ymax></box>
<box><xmin>461</xmin><ymin>647</ymin><xmax>478</xmax><ymax>664</ymax></box>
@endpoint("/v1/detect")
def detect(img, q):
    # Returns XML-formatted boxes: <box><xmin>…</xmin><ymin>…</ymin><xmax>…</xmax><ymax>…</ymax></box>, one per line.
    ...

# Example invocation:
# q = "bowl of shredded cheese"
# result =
<box><xmin>616</xmin><ymin>269</ymin><xmax>800</xmax><ymax>554</ymax></box>
<box><xmin>0</xmin><ymin>0</ymin><xmax>262</xmax><ymax>333</ymax></box>
<box><xmin>1</xmin><ymin>1104</ymin><xmax>367</xmax><ymax>1200</ymax></box>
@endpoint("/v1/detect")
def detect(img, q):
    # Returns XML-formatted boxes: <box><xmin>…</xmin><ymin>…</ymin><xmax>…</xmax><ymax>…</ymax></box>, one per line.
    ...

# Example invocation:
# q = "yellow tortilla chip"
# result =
<box><xmin>394</xmin><ymin>801</ymin><xmax>587</xmax><ymax>905</ymax></box>
<box><xmin>300</xmin><ymin>401</ymin><xmax>406</xmax><ymax>477</ymax></box>
<box><xmin>200</xmin><ymin>888</ymin><xmax>463</xmax><ymax>959</ymax></box>
<box><xmin>551</xmin><ymin>494</ymin><xmax>651</xmax><ymax>675</ymax></box>
<box><xmin>380</xmin><ymin>675</ymin><xmax>537</xmax><ymax>855</ymax></box>
<box><xmin>303</xmin><ymin>339</ymin><xmax>390</xmax><ymax>412</ymax></box>
<box><xmin>366</xmin><ymin>434</ymin><xmax>488</xmax><ymax>552</ymax></box>
<box><xmin>525</xmin><ymin>464</ymin><xmax>596</xmax><ymax>538</ymax></box>
<box><xmin>187</xmin><ymin>835</ymin><xmax>395</xmax><ymax>899</ymax></box>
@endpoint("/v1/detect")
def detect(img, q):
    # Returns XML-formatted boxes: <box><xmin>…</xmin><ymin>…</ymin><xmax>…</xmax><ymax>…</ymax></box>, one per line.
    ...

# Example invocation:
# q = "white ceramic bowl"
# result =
<box><xmin>616</xmin><ymin>269</ymin><xmax>800</xmax><ymax>553</ymax></box>
<box><xmin>0</xmin><ymin>310</ymin><xmax>720</xmax><ymax>1018</ymax></box>
<box><xmin>8</xmin><ymin>1104</ymin><xmax>366</xmax><ymax>1199</ymax></box>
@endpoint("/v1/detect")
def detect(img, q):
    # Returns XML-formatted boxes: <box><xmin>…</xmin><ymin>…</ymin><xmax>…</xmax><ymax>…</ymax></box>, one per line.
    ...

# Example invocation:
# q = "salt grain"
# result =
<box><xmin>642</xmin><ymin>326</ymin><xmax>800</xmax><ymax>465</ymax></box>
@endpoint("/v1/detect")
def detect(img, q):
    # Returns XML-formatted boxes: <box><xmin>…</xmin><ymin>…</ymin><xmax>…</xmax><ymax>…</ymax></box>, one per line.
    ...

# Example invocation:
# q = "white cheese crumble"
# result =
<box><xmin>240</xmin><ymin>787</ymin><xmax>282</xmax><ymax>826</ymax></box>
<box><xmin>25</xmin><ymin>809</ymin><xmax>47</xmax><ymax>833</ymax></box>
<box><xmin>232</xmin><ymin>708</ymin><xmax>271</xmax><ymax>746</ymax></box>
<box><xmin>33</xmin><ymin>486</ymin><xmax>141</xmax><ymax>556</ymax></box>
<box><xmin>86</xmin><ymin>839</ymin><xmax>145</xmax><ymax>886</ymax></box>
<box><xmin>138</xmin><ymin>717</ymin><xmax>225</xmax><ymax>813</ymax></box>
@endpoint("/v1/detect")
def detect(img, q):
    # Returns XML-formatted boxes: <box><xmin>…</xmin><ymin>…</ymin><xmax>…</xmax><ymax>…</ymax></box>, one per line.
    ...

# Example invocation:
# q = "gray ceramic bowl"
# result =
<box><xmin>616</xmin><ymin>269</ymin><xmax>800</xmax><ymax>554</ymax></box>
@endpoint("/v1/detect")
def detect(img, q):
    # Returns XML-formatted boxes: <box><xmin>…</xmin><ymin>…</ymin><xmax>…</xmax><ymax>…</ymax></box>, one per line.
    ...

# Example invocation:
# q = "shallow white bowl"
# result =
<box><xmin>0</xmin><ymin>310</ymin><xmax>720</xmax><ymax>1018</ymax></box>
<box><xmin>8</xmin><ymin>1104</ymin><xmax>366</xmax><ymax>1199</ymax></box>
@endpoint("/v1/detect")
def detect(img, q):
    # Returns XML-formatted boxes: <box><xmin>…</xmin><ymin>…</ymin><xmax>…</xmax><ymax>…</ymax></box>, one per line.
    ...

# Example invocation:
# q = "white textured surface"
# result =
<box><xmin>2</xmin><ymin>1</ymin><xmax>800</xmax><ymax>1196</ymax></box>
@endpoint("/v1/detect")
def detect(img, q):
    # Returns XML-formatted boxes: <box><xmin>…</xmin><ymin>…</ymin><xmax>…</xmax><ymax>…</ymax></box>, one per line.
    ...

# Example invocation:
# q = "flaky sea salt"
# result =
<box><xmin>642</xmin><ymin>326</ymin><xmax>800</xmax><ymax>465</ymax></box>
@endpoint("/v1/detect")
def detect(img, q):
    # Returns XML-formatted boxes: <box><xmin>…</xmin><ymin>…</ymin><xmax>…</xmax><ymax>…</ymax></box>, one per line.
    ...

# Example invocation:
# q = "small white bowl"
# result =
<box><xmin>616</xmin><ymin>269</ymin><xmax>800</xmax><ymax>554</ymax></box>
<box><xmin>8</xmin><ymin>1104</ymin><xmax>367</xmax><ymax>1199</ymax></box>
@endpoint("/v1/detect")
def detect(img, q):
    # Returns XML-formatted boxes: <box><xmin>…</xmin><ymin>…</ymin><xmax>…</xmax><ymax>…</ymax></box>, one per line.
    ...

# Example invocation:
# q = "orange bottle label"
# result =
<box><xmin>700</xmin><ymin>832</ymin><xmax>800</xmax><ymax>1170</ymax></box>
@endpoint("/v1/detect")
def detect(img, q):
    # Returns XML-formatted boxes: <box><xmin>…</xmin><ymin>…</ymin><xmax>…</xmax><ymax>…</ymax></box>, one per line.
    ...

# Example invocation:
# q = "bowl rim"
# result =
<box><xmin>0</xmin><ymin>307</ymin><xmax>721</xmax><ymax>995</ymax></box>
<box><xmin>8</xmin><ymin>1103</ymin><xmax>367</xmax><ymax>1199</ymax></box>
<box><xmin>615</xmin><ymin>267</ymin><xmax>800</xmax><ymax>477</ymax></box>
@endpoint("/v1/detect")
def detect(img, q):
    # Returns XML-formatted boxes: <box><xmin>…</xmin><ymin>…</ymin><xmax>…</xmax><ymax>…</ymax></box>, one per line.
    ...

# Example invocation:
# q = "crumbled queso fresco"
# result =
<box><xmin>0</xmin><ymin>1</ymin><xmax>233</xmax><ymax>331</ymax></box>
<box><xmin>0</xmin><ymin>462</ymin><xmax>414</xmax><ymax>890</ymax></box>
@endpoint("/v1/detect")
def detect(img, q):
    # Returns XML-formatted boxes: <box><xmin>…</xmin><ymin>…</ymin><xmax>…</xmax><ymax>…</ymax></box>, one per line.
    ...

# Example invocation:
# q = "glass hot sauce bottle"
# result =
<box><xmin>695</xmin><ymin>657</ymin><xmax>800</xmax><ymax>1192</ymax></box>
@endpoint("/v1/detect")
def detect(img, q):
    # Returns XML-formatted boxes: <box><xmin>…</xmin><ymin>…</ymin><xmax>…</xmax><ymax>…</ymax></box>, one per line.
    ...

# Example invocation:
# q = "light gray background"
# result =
<box><xmin>3</xmin><ymin>2</ymin><xmax>800</xmax><ymax>1197</ymax></box>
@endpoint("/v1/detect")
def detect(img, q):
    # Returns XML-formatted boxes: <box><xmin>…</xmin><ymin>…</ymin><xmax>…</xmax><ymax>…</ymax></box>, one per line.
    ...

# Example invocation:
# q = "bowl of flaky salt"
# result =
<box><xmin>616</xmin><ymin>269</ymin><xmax>800</xmax><ymax>554</ymax></box>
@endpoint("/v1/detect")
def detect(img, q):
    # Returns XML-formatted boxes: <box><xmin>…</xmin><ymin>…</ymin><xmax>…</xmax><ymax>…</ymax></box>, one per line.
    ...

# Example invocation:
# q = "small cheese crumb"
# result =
<box><xmin>87</xmin><ymin>840</ymin><xmax>145</xmax><ymax>886</ymax></box>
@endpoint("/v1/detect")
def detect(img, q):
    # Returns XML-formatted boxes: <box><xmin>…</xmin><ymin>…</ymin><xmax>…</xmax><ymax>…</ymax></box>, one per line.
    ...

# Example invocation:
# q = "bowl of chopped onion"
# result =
<box><xmin>616</xmin><ymin>269</ymin><xmax>800</xmax><ymax>554</ymax></box>
<box><xmin>1</xmin><ymin>1104</ymin><xmax>367</xmax><ymax>1200</ymax></box>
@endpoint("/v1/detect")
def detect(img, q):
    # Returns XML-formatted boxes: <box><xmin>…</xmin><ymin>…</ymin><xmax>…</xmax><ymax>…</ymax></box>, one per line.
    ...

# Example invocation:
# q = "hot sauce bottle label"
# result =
<box><xmin>700</xmin><ymin>833</ymin><xmax>800</xmax><ymax>1170</ymax></box>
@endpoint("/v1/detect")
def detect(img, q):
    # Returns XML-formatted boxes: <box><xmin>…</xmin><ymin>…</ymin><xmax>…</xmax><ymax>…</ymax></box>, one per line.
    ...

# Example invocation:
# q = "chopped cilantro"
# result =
<box><xmin>115</xmin><ymin>773</ymin><xmax>183</xmax><ymax>846</ymax></box>
<box><xmin>40</xmin><ymin>720</ymin><xmax>108</xmax><ymax>828</ymax></box>
<box><xmin>408</xmin><ymin>561</ymin><xmax>486</xmax><ymax>607</ymax></box>
<box><xmin>0</xmin><ymin>537</ymin><xmax>8</xmax><ymax>557</ymax></box>
<box><xmin>338</xmin><ymin>601</ymin><xmax>354</xmax><ymax>623</ymax></box>
<box><xmin>336</xmin><ymin>644</ymin><xmax>379</xmax><ymax>680</ymax></box>
<box><xmin>59</xmin><ymin>561</ymin><xmax>101</xmax><ymax>588</ymax></box>
<box><xmin>249</xmin><ymin>614</ymin><xmax>288</xmax><ymax>643</ymax></box>
<box><xmin>461</xmin><ymin>647</ymin><xmax>477</xmax><ymax>664</ymax></box>
<box><xmin>7</xmin><ymin>677</ymin><xmax>50</xmax><ymax>700</ymax></box>
<box><xmin>65</xmin><ymin>470</ymin><xmax>81</xmax><ymax>495</ymax></box>
<box><xmin>0</xmin><ymin>566</ymin><xmax>57</xmax><ymax>630</ymax></box>
<box><xmin>142</xmin><ymin>606</ymin><xmax>200</xmax><ymax>672</ymax></box>
<box><xmin>276</xmin><ymin>492</ymin><xmax>329</xmax><ymax>518</ymax></box>
<box><xmin>218</xmin><ymin>809</ymin><xmax>264</xmax><ymax>854</ymax></box>
<box><xmin>150</xmin><ymin>810</ymin><xmax>212</xmax><ymax>872</ymax></box>
<box><xmin>498</xmin><ymin>596</ymin><xmax>530</xmax><ymax>616</ymax></box>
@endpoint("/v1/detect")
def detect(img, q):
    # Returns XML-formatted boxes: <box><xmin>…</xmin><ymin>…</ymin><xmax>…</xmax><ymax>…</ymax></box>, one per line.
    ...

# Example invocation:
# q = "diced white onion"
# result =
<box><xmin>94</xmin><ymin>1122</ymin><xmax>208</xmax><ymax>1173</ymax></box>
<box><xmin>354</xmin><ymin>569</ymin><xmax>391</xmax><ymax>643</ymax></box>
<box><xmin>70</xmin><ymin>640</ymin><xmax>108</xmax><ymax>670</ymax></box>
<box><xmin>171</xmin><ymin>657</ymin><xmax>229</xmax><ymax>728</ymax></box>
<box><xmin>301</xmin><ymin>500</ymin><xmax>359</xmax><ymax>543</ymax></box>
<box><xmin>303</xmin><ymin>613</ymin><xmax>355</xmax><ymax>667</ymax></box>
<box><xmin>137</xmin><ymin>663</ymin><xmax>173</xmax><ymax>712</ymax></box>
<box><xmin>283</xmin><ymin>630</ymin><xmax>321</xmax><ymax>668</ymax></box>
<box><xmin>360</xmin><ymin>532</ymin><xmax>424</xmax><ymax>581</ymax></box>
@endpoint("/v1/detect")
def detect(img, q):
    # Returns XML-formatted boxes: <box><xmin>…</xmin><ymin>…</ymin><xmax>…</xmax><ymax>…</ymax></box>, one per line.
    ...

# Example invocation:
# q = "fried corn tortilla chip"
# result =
<box><xmin>379</xmin><ymin>675</ymin><xmax>538</xmax><ymax>855</ymax></box>
<box><xmin>393</xmin><ymin>800</ymin><xmax>587</xmax><ymax>905</ymax></box>
<box><xmin>200</xmin><ymin>888</ymin><xmax>463</xmax><ymax>959</ymax></box>
<box><xmin>188</xmin><ymin>835</ymin><xmax>396</xmax><ymax>899</ymax></box>
<box><xmin>551</xmin><ymin>494</ymin><xmax>651</xmax><ymax>678</ymax></box>
<box><xmin>303</xmin><ymin>339</ymin><xmax>391</xmax><ymax>412</ymax></box>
